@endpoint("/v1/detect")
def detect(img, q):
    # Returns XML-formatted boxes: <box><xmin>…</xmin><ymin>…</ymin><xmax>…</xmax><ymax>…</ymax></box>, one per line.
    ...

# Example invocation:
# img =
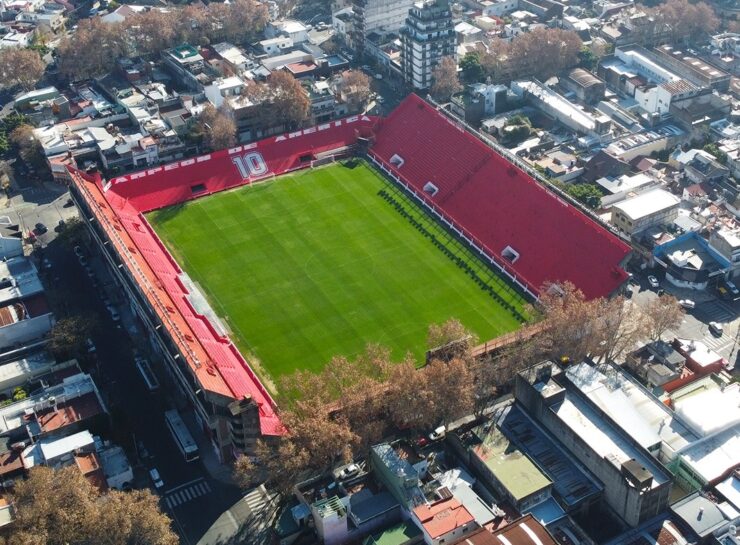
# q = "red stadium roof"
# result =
<box><xmin>371</xmin><ymin>94</ymin><xmax>630</xmax><ymax>299</ymax></box>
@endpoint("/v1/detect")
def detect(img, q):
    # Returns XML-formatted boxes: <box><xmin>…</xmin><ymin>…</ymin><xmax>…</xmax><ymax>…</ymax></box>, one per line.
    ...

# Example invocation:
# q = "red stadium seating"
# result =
<box><xmin>370</xmin><ymin>94</ymin><xmax>630</xmax><ymax>299</ymax></box>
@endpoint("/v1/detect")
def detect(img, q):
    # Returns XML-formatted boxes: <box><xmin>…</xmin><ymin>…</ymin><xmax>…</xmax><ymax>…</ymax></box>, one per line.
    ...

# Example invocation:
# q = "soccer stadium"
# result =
<box><xmin>67</xmin><ymin>94</ymin><xmax>631</xmax><ymax>461</ymax></box>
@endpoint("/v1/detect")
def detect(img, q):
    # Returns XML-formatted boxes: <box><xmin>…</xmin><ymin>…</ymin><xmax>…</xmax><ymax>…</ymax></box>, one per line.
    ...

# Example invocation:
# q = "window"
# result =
<box><xmin>191</xmin><ymin>183</ymin><xmax>207</xmax><ymax>194</ymax></box>
<box><xmin>423</xmin><ymin>182</ymin><xmax>439</xmax><ymax>196</ymax></box>
<box><xmin>502</xmin><ymin>245</ymin><xmax>520</xmax><ymax>263</ymax></box>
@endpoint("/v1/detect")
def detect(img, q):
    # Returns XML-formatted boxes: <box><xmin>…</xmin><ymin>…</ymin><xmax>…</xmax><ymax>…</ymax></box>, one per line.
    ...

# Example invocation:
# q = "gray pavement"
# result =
<box><xmin>628</xmin><ymin>270</ymin><xmax>740</xmax><ymax>365</ymax></box>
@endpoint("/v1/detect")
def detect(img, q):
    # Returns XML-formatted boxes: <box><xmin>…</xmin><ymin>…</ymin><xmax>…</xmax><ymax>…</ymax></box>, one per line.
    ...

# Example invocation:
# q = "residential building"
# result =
<box><xmin>671</xmin><ymin>493</ymin><xmax>736</xmax><ymax>541</ymax></box>
<box><xmin>450</xmin><ymin>83</ymin><xmax>508</xmax><ymax>125</ymax></box>
<box><xmin>625</xmin><ymin>341</ymin><xmax>685</xmax><ymax>389</ymax></box>
<box><xmin>266</xmin><ymin>20</ymin><xmax>309</xmax><ymax>44</ymax></box>
<box><xmin>653</xmin><ymin>45</ymin><xmax>731</xmax><ymax>92</ymax></box>
<box><xmin>411</xmin><ymin>497</ymin><xmax>477</xmax><ymax>545</ymax></box>
<box><xmin>709</xmin><ymin>229</ymin><xmax>740</xmax><ymax>279</ymax></box>
<box><xmin>653</xmin><ymin>233</ymin><xmax>730</xmax><ymax>290</ymax></box>
<box><xmin>451</xmin><ymin>420</ymin><xmax>553</xmax><ymax>512</ymax></box>
<box><xmin>611</xmin><ymin>188</ymin><xmax>680</xmax><ymax>236</ymax></box>
<box><xmin>515</xmin><ymin>362</ymin><xmax>672</xmax><ymax>527</ymax></box>
<box><xmin>401</xmin><ymin>0</ymin><xmax>455</xmax><ymax>90</ymax></box>
<box><xmin>490</xmin><ymin>515</ymin><xmax>559</xmax><ymax>545</ymax></box>
<box><xmin>260</xmin><ymin>36</ymin><xmax>294</xmax><ymax>56</ymax></box>
<box><xmin>512</xmin><ymin>80</ymin><xmax>611</xmax><ymax>137</ymax></box>
<box><xmin>605</xmin><ymin>126</ymin><xmax>682</xmax><ymax>162</ymax></box>
<box><xmin>0</xmin><ymin>351</ymin><xmax>61</xmax><ymax>395</ymax></box>
<box><xmin>0</xmin><ymin>257</ymin><xmax>53</xmax><ymax>351</ymax></box>
<box><xmin>560</xmin><ymin>68</ymin><xmax>606</xmax><ymax>105</ymax></box>
<box><xmin>162</xmin><ymin>44</ymin><xmax>209</xmax><ymax>92</ymax></box>
<box><xmin>353</xmin><ymin>0</ymin><xmax>416</xmax><ymax>56</ymax></box>
<box><xmin>212</xmin><ymin>42</ymin><xmax>251</xmax><ymax>74</ymax></box>
<box><xmin>370</xmin><ymin>442</ymin><xmax>426</xmax><ymax>509</ymax></box>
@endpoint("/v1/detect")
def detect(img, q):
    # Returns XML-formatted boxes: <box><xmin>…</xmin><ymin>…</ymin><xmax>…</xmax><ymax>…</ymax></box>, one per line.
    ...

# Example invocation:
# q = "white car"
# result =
<box><xmin>647</xmin><ymin>275</ymin><xmax>659</xmax><ymax>288</ymax></box>
<box><xmin>149</xmin><ymin>468</ymin><xmax>164</xmax><ymax>489</ymax></box>
<box><xmin>679</xmin><ymin>299</ymin><xmax>695</xmax><ymax>309</ymax></box>
<box><xmin>337</xmin><ymin>463</ymin><xmax>360</xmax><ymax>480</ymax></box>
<box><xmin>709</xmin><ymin>322</ymin><xmax>724</xmax><ymax>336</ymax></box>
<box><xmin>428</xmin><ymin>425</ymin><xmax>446</xmax><ymax>441</ymax></box>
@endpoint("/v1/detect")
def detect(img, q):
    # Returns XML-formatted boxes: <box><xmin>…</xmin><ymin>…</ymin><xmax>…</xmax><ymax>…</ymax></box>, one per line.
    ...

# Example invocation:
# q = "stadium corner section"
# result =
<box><xmin>65</xmin><ymin>114</ymin><xmax>379</xmax><ymax>462</ymax></box>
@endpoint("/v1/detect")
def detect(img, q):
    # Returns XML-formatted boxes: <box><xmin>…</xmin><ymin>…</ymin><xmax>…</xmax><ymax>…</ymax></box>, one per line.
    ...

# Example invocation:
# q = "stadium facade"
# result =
<box><xmin>65</xmin><ymin>96</ymin><xmax>630</xmax><ymax>461</ymax></box>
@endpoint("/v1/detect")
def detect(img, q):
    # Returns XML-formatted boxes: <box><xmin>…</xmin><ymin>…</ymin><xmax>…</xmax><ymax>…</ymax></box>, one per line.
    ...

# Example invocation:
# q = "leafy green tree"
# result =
<box><xmin>578</xmin><ymin>47</ymin><xmax>598</xmax><ymax>70</ymax></box>
<box><xmin>460</xmin><ymin>52</ymin><xmax>484</xmax><ymax>83</ymax></box>
<box><xmin>564</xmin><ymin>183</ymin><xmax>603</xmax><ymax>209</ymax></box>
<box><xmin>703</xmin><ymin>143</ymin><xmax>727</xmax><ymax>164</ymax></box>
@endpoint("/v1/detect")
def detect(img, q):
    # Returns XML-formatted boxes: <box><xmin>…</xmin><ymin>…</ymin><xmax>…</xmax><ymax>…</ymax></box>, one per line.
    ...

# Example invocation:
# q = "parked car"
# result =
<box><xmin>428</xmin><ymin>425</ymin><xmax>446</xmax><ymax>441</ymax></box>
<box><xmin>85</xmin><ymin>338</ymin><xmax>96</xmax><ymax>353</ymax></box>
<box><xmin>337</xmin><ymin>463</ymin><xmax>360</xmax><ymax>480</ymax></box>
<box><xmin>149</xmin><ymin>468</ymin><xmax>164</xmax><ymax>489</ymax></box>
<box><xmin>679</xmin><ymin>299</ymin><xmax>695</xmax><ymax>309</ymax></box>
<box><xmin>709</xmin><ymin>322</ymin><xmax>724</xmax><ymax>336</ymax></box>
<box><xmin>41</xmin><ymin>258</ymin><xmax>52</xmax><ymax>270</ymax></box>
<box><xmin>647</xmin><ymin>275</ymin><xmax>659</xmax><ymax>288</ymax></box>
<box><xmin>107</xmin><ymin>305</ymin><xmax>120</xmax><ymax>322</ymax></box>
<box><xmin>74</xmin><ymin>245</ymin><xmax>85</xmax><ymax>258</ymax></box>
<box><xmin>34</xmin><ymin>222</ymin><xmax>47</xmax><ymax>234</ymax></box>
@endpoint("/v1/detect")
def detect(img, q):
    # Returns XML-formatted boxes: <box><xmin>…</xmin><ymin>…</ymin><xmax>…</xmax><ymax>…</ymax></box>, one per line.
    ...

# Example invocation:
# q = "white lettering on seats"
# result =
<box><xmin>232</xmin><ymin>151</ymin><xmax>268</xmax><ymax>179</ymax></box>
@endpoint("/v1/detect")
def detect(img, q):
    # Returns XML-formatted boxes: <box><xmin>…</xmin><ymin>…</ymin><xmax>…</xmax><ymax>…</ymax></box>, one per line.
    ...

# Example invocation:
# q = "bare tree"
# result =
<box><xmin>266</xmin><ymin>71</ymin><xmax>310</xmax><ymax>129</ymax></box>
<box><xmin>198</xmin><ymin>104</ymin><xmax>237</xmax><ymax>151</ymax></box>
<box><xmin>642</xmin><ymin>295</ymin><xmax>684</xmax><ymax>341</ymax></box>
<box><xmin>4</xmin><ymin>466</ymin><xmax>177</xmax><ymax>545</ymax></box>
<box><xmin>340</xmin><ymin>70</ymin><xmax>372</xmax><ymax>109</ymax></box>
<box><xmin>591</xmin><ymin>297</ymin><xmax>645</xmax><ymax>363</ymax></box>
<box><xmin>431</xmin><ymin>56</ymin><xmax>462</xmax><ymax>101</ymax></box>
<box><xmin>0</xmin><ymin>49</ymin><xmax>45</xmax><ymax>91</ymax></box>
<box><xmin>650</xmin><ymin>0</ymin><xmax>719</xmax><ymax>43</ymax></box>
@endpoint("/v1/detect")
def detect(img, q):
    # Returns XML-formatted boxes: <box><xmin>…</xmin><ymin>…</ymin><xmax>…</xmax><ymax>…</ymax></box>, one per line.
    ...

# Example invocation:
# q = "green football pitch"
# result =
<box><xmin>147</xmin><ymin>160</ymin><xmax>528</xmax><ymax>386</ymax></box>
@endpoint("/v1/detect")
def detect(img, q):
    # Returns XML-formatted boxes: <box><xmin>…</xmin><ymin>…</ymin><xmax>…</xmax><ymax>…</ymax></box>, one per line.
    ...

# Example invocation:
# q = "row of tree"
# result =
<box><xmin>192</xmin><ymin>70</ymin><xmax>371</xmax><ymax>152</ymax></box>
<box><xmin>235</xmin><ymin>282</ymin><xmax>684</xmax><ymax>493</ymax></box>
<box><xmin>429</xmin><ymin>28</ymin><xmax>583</xmax><ymax>98</ymax></box>
<box><xmin>56</xmin><ymin>0</ymin><xmax>268</xmax><ymax>81</ymax></box>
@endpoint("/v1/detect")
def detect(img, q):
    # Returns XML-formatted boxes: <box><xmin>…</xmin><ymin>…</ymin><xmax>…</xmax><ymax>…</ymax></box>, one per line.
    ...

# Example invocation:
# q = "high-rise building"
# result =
<box><xmin>352</xmin><ymin>0</ymin><xmax>416</xmax><ymax>55</ymax></box>
<box><xmin>401</xmin><ymin>0</ymin><xmax>456</xmax><ymax>90</ymax></box>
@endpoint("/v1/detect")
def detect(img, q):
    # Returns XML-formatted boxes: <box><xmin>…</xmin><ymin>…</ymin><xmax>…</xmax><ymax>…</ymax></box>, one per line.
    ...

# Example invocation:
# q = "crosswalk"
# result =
<box><xmin>701</xmin><ymin>334</ymin><xmax>733</xmax><ymax>353</ymax></box>
<box><xmin>697</xmin><ymin>301</ymin><xmax>735</xmax><ymax>323</ymax></box>
<box><xmin>164</xmin><ymin>478</ymin><xmax>212</xmax><ymax>509</ymax></box>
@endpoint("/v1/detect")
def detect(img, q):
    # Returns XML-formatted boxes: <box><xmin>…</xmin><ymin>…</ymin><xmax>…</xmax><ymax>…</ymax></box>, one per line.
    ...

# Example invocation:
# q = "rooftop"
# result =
<box><xmin>671</xmin><ymin>493</ymin><xmax>732</xmax><ymax>537</ymax></box>
<box><xmin>552</xmin><ymin>387</ymin><xmax>670</xmax><ymax>487</ymax></box>
<box><xmin>496</xmin><ymin>403</ymin><xmax>602</xmax><ymax>508</ymax></box>
<box><xmin>466</xmin><ymin>420</ymin><xmax>552</xmax><ymax>502</ymax></box>
<box><xmin>0</xmin><ymin>257</ymin><xmax>43</xmax><ymax>304</ymax></box>
<box><xmin>596</xmin><ymin>172</ymin><xmax>656</xmax><ymax>195</ymax></box>
<box><xmin>672</xmin><ymin>380</ymin><xmax>739</xmax><ymax>438</ymax></box>
<box><xmin>565</xmin><ymin>362</ymin><xmax>698</xmax><ymax>459</ymax></box>
<box><xmin>363</xmin><ymin>520</ymin><xmax>422</xmax><ymax>545</ymax></box>
<box><xmin>612</xmin><ymin>188</ymin><xmax>680</xmax><ymax>220</ymax></box>
<box><xmin>491</xmin><ymin>514</ymin><xmax>557</xmax><ymax>545</ymax></box>
<box><xmin>412</xmin><ymin>497</ymin><xmax>475</xmax><ymax>539</ymax></box>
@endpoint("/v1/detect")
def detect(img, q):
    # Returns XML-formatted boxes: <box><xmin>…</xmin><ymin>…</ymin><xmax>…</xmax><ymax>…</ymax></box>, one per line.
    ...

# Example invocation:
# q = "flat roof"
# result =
<box><xmin>0</xmin><ymin>257</ymin><xmax>43</xmax><ymax>304</ymax></box>
<box><xmin>673</xmin><ymin>382</ymin><xmax>740</xmax><ymax>438</ymax></box>
<box><xmin>716</xmin><ymin>474</ymin><xmax>740</xmax><ymax>512</ymax></box>
<box><xmin>566</xmin><ymin>363</ymin><xmax>698</xmax><ymax>458</ymax></box>
<box><xmin>469</xmin><ymin>421</ymin><xmax>552</xmax><ymax>501</ymax></box>
<box><xmin>672</xmin><ymin>493</ymin><xmax>730</xmax><ymax>537</ymax></box>
<box><xmin>39</xmin><ymin>429</ymin><xmax>94</xmax><ymax>462</ymax></box>
<box><xmin>612</xmin><ymin>188</ymin><xmax>680</xmax><ymax>220</ymax></box>
<box><xmin>363</xmin><ymin>521</ymin><xmax>421</xmax><ymax>545</ymax></box>
<box><xmin>553</xmin><ymin>391</ymin><xmax>670</xmax><ymax>486</ymax></box>
<box><xmin>498</xmin><ymin>404</ymin><xmax>602</xmax><ymax>508</ymax></box>
<box><xmin>596</xmin><ymin>172</ymin><xmax>656</xmax><ymax>195</ymax></box>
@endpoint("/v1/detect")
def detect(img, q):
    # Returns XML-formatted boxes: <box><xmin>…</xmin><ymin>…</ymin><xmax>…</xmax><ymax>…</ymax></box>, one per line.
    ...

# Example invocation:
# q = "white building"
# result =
<box><xmin>512</xmin><ymin>80</ymin><xmax>611</xmax><ymax>137</ymax></box>
<box><xmin>259</xmin><ymin>36</ymin><xmax>293</xmax><ymax>56</ymax></box>
<box><xmin>353</xmin><ymin>0</ymin><xmax>416</xmax><ymax>53</ymax></box>
<box><xmin>266</xmin><ymin>19</ymin><xmax>309</xmax><ymax>44</ymax></box>
<box><xmin>610</xmin><ymin>188</ymin><xmax>680</xmax><ymax>235</ymax></box>
<box><xmin>709</xmin><ymin>229</ymin><xmax>740</xmax><ymax>279</ymax></box>
<box><xmin>401</xmin><ymin>0</ymin><xmax>456</xmax><ymax>90</ymax></box>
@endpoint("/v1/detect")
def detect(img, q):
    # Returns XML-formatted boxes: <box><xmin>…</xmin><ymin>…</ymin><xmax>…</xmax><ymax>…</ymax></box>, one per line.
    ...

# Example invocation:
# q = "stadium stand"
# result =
<box><xmin>67</xmin><ymin>97</ymin><xmax>630</xmax><ymax>445</ymax></box>
<box><xmin>370</xmin><ymin>94</ymin><xmax>630</xmax><ymax>299</ymax></box>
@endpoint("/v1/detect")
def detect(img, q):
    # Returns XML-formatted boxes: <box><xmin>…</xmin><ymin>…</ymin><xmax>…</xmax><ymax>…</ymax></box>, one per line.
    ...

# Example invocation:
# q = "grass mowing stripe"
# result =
<box><xmin>148</xmin><ymin>161</ymin><xmax>527</xmax><ymax>386</ymax></box>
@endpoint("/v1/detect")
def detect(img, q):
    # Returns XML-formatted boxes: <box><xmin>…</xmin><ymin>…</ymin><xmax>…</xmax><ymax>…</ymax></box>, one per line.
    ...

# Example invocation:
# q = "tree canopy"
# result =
<box><xmin>3</xmin><ymin>466</ymin><xmax>178</xmax><ymax>545</ymax></box>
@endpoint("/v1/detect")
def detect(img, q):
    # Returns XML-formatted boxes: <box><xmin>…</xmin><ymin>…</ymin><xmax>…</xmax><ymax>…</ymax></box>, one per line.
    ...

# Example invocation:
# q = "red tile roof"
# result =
<box><xmin>413</xmin><ymin>498</ymin><xmax>475</xmax><ymax>539</ymax></box>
